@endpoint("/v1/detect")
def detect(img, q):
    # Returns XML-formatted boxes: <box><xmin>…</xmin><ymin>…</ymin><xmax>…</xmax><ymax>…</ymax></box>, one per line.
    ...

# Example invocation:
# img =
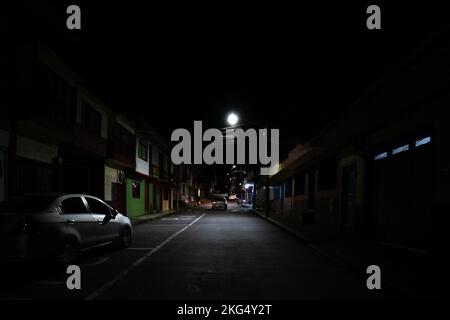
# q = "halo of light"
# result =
<box><xmin>227</xmin><ymin>113</ymin><xmax>238</xmax><ymax>126</ymax></box>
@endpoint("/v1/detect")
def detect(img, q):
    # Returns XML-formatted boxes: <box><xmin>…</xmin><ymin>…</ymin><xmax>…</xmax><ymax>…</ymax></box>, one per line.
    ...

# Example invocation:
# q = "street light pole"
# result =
<box><xmin>264</xmin><ymin>123</ymin><xmax>270</xmax><ymax>218</ymax></box>
<box><xmin>223</xmin><ymin>112</ymin><xmax>271</xmax><ymax>217</ymax></box>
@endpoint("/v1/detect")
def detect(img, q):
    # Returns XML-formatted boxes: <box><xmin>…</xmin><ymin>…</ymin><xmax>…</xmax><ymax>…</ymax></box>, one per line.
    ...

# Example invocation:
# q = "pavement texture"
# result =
<box><xmin>0</xmin><ymin>204</ymin><xmax>398</xmax><ymax>300</ymax></box>
<box><xmin>250</xmin><ymin>207</ymin><xmax>449</xmax><ymax>299</ymax></box>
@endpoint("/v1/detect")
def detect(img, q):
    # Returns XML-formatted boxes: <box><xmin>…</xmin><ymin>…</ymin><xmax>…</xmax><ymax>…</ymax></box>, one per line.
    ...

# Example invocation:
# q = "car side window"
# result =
<box><xmin>60</xmin><ymin>197</ymin><xmax>88</xmax><ymax>214</ymax></box>
<box><xmin>85</xmin><ymin>198</ymin><xmax>111</xmax><ymax>215</ymax></box>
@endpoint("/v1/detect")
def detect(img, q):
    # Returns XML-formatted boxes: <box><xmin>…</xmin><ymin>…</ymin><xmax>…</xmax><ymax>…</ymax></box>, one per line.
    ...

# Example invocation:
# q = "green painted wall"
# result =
<box><xmin>126</xmin><ymin>179</ymin><xmax>145</xmax><ymax>218</ymax></box>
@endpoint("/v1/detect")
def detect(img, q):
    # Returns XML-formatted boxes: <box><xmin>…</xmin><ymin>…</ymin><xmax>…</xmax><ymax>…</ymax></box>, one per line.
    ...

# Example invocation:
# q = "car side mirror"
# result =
<box><xmin>112</xmin><ymin>209</ymin><xmax>119</xmax><ymax>217</ymax></box>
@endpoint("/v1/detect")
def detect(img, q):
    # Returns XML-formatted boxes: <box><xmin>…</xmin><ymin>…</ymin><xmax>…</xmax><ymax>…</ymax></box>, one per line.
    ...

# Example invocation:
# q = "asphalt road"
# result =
<box><xmin>0</xmin><ymin>203</ymin><xmax>391</xmax><ymax>300</ymax></box>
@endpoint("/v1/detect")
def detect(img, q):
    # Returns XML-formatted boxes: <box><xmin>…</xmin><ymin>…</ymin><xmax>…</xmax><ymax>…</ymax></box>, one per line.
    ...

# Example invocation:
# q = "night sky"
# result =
<box><xmin>8</xmin><ymin>1</ymin><xmax>448</xmax><ymax>157</ymax></box>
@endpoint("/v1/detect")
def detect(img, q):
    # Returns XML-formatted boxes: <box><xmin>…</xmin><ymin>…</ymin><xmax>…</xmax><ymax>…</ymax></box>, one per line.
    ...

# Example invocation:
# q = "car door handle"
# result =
<box><xmin>66</xmin><ymin>219</ymin><xmax>76</xmax><ymax>224</ymax></box>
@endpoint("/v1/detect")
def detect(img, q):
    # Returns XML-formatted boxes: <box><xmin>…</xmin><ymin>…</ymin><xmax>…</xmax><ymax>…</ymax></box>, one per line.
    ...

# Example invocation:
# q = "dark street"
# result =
<box><xmin>0</xmin><ymin>204</ymin><xmax>389</xmax><ymax>300</ymax></box>
<box><xmin>4</xmin><ymin>2</ymin><xmax>450</xmax><ymax>309</ymax></box>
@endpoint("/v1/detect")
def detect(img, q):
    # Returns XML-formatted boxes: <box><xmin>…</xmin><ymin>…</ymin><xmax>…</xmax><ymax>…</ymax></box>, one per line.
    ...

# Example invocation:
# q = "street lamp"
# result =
<box><xmin>227</xmin><ymin>113</ymin><xmax>239</xmax><ymax>126</ymax></box>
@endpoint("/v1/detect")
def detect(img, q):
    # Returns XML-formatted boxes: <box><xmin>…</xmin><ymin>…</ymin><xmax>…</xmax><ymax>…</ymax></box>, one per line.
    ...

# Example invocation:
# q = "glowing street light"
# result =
<box><xmin>227</xmin><ymin>113</ymin><xmax>239</xmax><ymax>126</ymax></box>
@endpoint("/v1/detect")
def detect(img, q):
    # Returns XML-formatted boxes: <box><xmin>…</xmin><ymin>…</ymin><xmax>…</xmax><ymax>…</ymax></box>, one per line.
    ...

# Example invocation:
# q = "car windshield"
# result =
<box><xmin>0</xmin><ymin>195</ymin><xmax>57</xmax><ymax>213</ymax></box>
<box><xmin>213</xmin><ymin>197</ymin><xmax>225</xmax><ymax>202</ymax></box>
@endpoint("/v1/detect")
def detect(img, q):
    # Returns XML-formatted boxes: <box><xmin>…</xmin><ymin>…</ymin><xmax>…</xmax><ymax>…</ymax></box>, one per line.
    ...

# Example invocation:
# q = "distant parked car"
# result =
<box><xmin>228</xmin><ymin>193</ymin><xmax>237</xmax><ymax>201</ymax></box>
<box><xmin>211</xmin><ymin>196</ymin><xmax>227</xmax><ymax>210</ymax></box>
<box><xmin>0</xmin><ymin>194</ymin><xmax>132</xmax><ymax>266</ymax></box>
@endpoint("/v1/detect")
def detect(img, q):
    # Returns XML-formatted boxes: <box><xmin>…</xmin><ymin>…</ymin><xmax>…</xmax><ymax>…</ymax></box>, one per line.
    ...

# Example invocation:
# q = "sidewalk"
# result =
<box><xmin>130</xmin><ymin>210</ymin><xmax>177</xmax><ymax>226</ymax></box>
<box><xmin>130</xmin><ymin>206</ymin><xmax>203</xmax><ymax>226</ymax></box>
<box><xmin>249</xmin><ymin>207</ymin><xmax>441</xmax><ymax>298</ymax></box>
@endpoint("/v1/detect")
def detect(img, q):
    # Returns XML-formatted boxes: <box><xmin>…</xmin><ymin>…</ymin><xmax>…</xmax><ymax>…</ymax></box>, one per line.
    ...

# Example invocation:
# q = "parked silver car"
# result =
<box><xmin>0</xmin><ymin>194</ymin><xmax>132</xmax><ymax>266</ymax></box>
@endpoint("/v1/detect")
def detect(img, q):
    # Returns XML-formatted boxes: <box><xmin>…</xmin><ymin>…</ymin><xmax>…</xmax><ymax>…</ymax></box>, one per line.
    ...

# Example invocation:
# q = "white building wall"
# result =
<box><xmin>136</xmin><ymin>139</ymin><xmax>150</xmax><ymax>176</ymax></box>
<box><xmin>104</xmin><ymin>166</ymin><xmax>120</xmax><ymax>201</ymax></box>
<box><xmin>16</xmin><ymin>135</ymin><xmax>58</xmax><ymax>164</ymax></box>
<box><xmin>163</xmin><ymin>200</ymin><xmax>169</xmax><ymax>211</ymax></box>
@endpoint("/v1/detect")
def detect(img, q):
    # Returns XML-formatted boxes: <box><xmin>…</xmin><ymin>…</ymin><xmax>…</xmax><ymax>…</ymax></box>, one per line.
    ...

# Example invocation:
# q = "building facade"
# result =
<box><xmin>9</xmin><ymin>43</ymin><xmax>175</xmax><ymax>219</ymax></box>
<box><xmin>256</xmin><ymin>35</ymin><xmax>450</xmax><ymax>253</ymax></box>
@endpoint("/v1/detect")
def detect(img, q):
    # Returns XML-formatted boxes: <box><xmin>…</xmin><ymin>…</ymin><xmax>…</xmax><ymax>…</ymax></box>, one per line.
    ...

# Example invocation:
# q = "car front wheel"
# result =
<box><xmin>58</xmin><ymin>241</ymin><xmax>79</xmax><ymax>268</ymax></box>
<box><xmin>119</xmin><ymin>226</ymin><xmax>132</xmax><ymax>248</ymax></box>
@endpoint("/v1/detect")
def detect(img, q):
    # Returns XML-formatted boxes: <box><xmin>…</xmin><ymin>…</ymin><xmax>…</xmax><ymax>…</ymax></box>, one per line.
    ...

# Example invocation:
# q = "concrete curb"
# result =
<box><xmin>131</xmin><ymin>210</ymin><xmax>178</xmax><ymax>226</ymax></box>
<box><xmin>130</xmin><ymin>207</ymin><xmax>203</xmax><ymax>226</ymax></box>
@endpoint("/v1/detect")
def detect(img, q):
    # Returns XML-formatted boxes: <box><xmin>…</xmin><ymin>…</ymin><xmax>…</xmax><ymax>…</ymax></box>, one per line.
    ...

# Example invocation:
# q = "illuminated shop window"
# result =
<box><xmin>374</xmin><ymin>152</ymin><xmax>388</xmax><ymax>161</ymax></box>
<box><xmin>415</xmin><ymin>136</ymin><xmax>431</xmax><ymax>147</ymax></box>
<box><xmin>392</xmin><ymin>144</ymin><xmax>409</xmax><ymax>155</ymax></box>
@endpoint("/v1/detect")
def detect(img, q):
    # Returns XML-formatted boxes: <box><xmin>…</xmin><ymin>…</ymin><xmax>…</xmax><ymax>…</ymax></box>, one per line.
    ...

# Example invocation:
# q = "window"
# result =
<box><xmin>60</xmin><ymin>197</ymin><xmax>88</xmax><ymax>214</ymax></box>
<box><xmin>85</xmin><ymin>197</ymin><xmax>111</xmax><ymax>215</ymax></box>
<box><xmin>112</xmin><ymin>183</ymin><xmax>120</xmax><ymax>201</ymax></box>
<box><xmin>13</xmin><ymin>158</ymin><xmax>53</xmax><ymax>195</ymax></box>
<box><xmin>138</xmin><ymin>141</ymin><xmax>148</xmax><ymax>161</ymax></box>
<box><xmin>116</xmin><ymin>124</ymin><xmax>135</xmax><ymax>157</ymax></box>
<box><xmin>273</xmin><ymin>185</ymin><xmax>282</xmax><ymax>200</ymax></box>
<box><xmin>132</xmin><ymin>181</ymin><xmax>140</xmax><ymax>198</ymax></box>
<box><xmin>374</xmin><ymin>152</ymin><xmax>388</xmax><ymax>161</ymax></box>
<box><xmin>392</xmin><ymin>144</ymin><xmax>409</xmax><ymax>155</ymax></box>
<box><xmin>81</xmin><ymin>101</ymin><xmax>102</xmax><ymax>135</ymax></box>
<box><xmin>116</xmin><ymin>124</ymin><xmax>134</xmax><ymax>147</ymax></box>
<box><xmin>285</xmin><ymin>178</ymin><xmax>293</xmax><ymax>197</ymax></box>
<box><xmin>415</xmin><ymin>136</ymin><xmax>431</xmax><ymax>147</ymax></box>
<box><xmin>294</xmin><ymin>172</ymin><xmax>306</xmax><ymax>195</ymax></box>
<box><xmin>39</xmin><ymin>66</ymin><xmax>76</xmax><ymax>124</ymax></box>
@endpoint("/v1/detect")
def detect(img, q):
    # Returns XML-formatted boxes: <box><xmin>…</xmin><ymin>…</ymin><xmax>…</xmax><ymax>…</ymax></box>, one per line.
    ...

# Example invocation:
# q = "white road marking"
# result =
<box><xmin>81</xmin><ymin>257</ymin><xmax>110</xmax><ymax>267</ymax></box>
<box><xmin>162</xmin><ymin>216</ymin><xmax>194</xmax><ymax>221</ymax></box>
<box><xmin>85</xmin><ymin>213</ymin><xmax>206</xmax><ymax>300</ymax></box>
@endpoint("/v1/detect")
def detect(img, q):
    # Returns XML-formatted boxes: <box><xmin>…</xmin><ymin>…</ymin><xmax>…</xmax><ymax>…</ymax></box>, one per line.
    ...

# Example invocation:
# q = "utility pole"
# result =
<box><xmin>264</xmin><ymin>123</ymin><xmax>270</xmax><ymax>218</ymax></box>
<box><xmin>265</xmin><ymin>174</ymin><xmax>269</xmax><ymax>218</ymax></box>
<box><xmin>175</xmin><ymin>165</ymin><xmax>179</xmax><ymax>212</ymax></box>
